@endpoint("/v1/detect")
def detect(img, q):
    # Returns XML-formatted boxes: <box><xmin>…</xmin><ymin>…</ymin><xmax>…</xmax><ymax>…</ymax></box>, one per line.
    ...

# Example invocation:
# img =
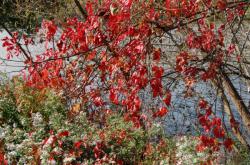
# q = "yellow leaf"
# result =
<box><xmin>71</xmin><ymin>103</ymin><xmax>81</xmax><ymax>113</ymax></box>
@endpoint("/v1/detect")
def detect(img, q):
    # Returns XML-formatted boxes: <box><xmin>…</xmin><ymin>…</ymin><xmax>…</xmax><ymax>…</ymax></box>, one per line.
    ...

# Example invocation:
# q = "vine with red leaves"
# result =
<box><xmin>2</xmin><ymin>0</ymin><xmax>250</xmax><ymax>164</ymax></box>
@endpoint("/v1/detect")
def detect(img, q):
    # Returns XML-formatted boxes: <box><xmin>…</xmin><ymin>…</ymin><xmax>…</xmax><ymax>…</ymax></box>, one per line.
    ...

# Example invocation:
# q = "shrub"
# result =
<box><xmin>0</xmin><ymin>77</ymin><xmax>176</xmax><ymax>164</ymax></box>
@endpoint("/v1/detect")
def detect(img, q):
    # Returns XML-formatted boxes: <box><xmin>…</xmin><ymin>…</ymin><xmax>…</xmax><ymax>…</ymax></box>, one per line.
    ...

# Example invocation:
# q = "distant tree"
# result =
<box><xmin>0</xmin><ymin>0</ymin><xmax>76</xmax><ymax>33</ymax></box>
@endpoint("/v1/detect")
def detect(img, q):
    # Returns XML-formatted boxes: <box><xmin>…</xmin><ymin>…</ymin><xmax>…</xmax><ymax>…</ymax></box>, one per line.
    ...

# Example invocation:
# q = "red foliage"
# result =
<box><xmin>217</xmin><ymin>0</ymin><xmax>227</xmax><ymax>10</ymax></box>
<box><xmin>224</xmin><ymin>138</ymin><xmax>233</xmax><ymax>151</ymax></box>
<box><xmin>153</xmin><ymin>107</ymin><xmax>169</xmax><ymax>118</ymax></box>
<box><xmin>2</xmin><ymin>0</ymin><xmax>245</xmax><ymax>161</ymax></box>
<box><xmin>163</xmin><ymin>90</ymin><xmax>171</xmax><ymax>106</ymax></box>
<box><xmin>58</xmin><ymin>131</ymin><xmax>70</xmax><ymax>137</ymax></box>
<box><xmin>42</xmin><ymin>20</ymin><xmax>57</xmax><ymax>40</ymax></box>
<box><xmin>0</xmin><ymin>152</ymin><xmax>7</xmax><ymax>165</ymax></box>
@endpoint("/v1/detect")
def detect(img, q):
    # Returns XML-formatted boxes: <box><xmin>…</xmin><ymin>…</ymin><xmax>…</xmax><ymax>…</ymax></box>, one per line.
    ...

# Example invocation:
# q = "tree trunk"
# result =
<box><xmin>221</xmin><ymin>92</ymin><xmax>249</xmax><ymax>146</ymax></box>
<box><xmin>212</xmin><ymin>79</ymin><xmax>250</xmax><ymax>147</ymax></box>
<box><xmin>220</xmin><ymin>71</ymin><xmax>250</xmax><ymax>132</ymax></box>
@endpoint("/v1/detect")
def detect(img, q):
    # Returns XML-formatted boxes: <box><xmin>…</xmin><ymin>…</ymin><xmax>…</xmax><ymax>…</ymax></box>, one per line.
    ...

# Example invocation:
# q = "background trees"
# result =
<box><xmin>0</xmin><ymin>0</ymin><xmax>76</xmax><ymax>33</ymax></box>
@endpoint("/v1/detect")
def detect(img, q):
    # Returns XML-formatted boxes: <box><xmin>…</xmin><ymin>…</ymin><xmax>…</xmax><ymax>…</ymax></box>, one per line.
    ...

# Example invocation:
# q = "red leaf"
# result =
<box><xmin>99</xmin><ymin>131</ymin><xmax>105</xmax><ymax>140</ymax></box>
<box><xmin>205</xmin><ymin>107</ymin><xmax>212</xmax><ymax>117</ymax></box>
<box><xmin>86</xmin><ymin>2</ymin><xmax>94</xmax><ymax>15</ymax></box>
<box><xmin>236</xmin><ymin>55</ymin><xmax>241</xmax><ymax>62</ymax></box>
<box><xmin>74</xmin><ymin>141</ymin><xmax>82</xmax><ymax>149</ymax></box>
<box><xmin>163</xmin><ymin>90</ymin><xmax>171</xmax><ymax>106</ymax></box>
<box><xmin>42</xmin><ymin>20</ymin><xmax>57</xmax><ymax>40</ymax></box>
<box><xmin>153</xmin><ymin>107</ymin><xmax>168</xmax><ymax>118</ymax></box>
<box><xmin>58</xmin><ymin>131</ymin><xmax>70</xmax><ymax>137</ymax></box>
<box><xmin>93</xmin><ymin>96</ymin><xmax>104</xmax><ymax>106</ymax></box>
<box><xmin>213</xmin><ymin>126</ymin><xmax>225</xmax><ymax>138</ymax></box>
<box><xmin>196</xmin><ymin>143</ymin><xmax>205</xmax><ymax>152</ymax></box>
<box><xmin>134</xmin><ymin>96</ymin><xmax>141</xmax><ymax>110</ymax></box>
<box><xmin>224</xmin><ymin>138</ymin><xmax>233</xmax><ymax>151</ymax></box>
<box><xmin>227</xmin><ymin>44</ymin><xmax>235</xmax><ymax>54</ymax></box>
<box><xmin>200</xmin><ymin>135</ymin><xmax>215</xmax><ymax>147</ymax></box>
<box><xmin>152</xmin><ymin>66</ymin><xmax>164</xmax><ymax>78</ymax></box>
<box><xmin>0</xmin><ymin>152</ymin><xmax>8</xmax><ymax>165</ymax></box>
<box><xmin>120</xmin><ymin>0</ymin><xmax>133</xmax><ymax>8</ymax></box>
<box><xmin>166</xmin><ymin>0</ymin><xmax>170</xmax><ymax>9</ymax></box>
<box><xmin>117</xmin><ymin>160</ymin><xmax>124</xmax><ymax>165</ymax></box>
<box><xmin>87</xmin><ymin>51</ymin><xmax>96</xmax><ymax>61</ymax></box>
<box><xmin>110</xmin><ymin>89</ymin><xmax>119</xmax><ymax>104</ymax></box>
<box><xmin>230</xmin><ymin>117</ymin><xmax>239</xmax><ymax>129</ymax></box>
<box><xmin>217</xmin><ymin>0</ymin><xmax>227</xmax><ymax>10</ymax></box>
<box><xmin>199</xmin><ymin>99</ymin><xmax>207</xmax><ymax>109</ymax></box>
<box><xmin>150</xmin><ymin>78</ymin><xmax>163</xmax><ymax>97</ymax></box>
<box><xmin>153</xmin><ymin>49</ymin><xmax>161</xmax><ymax>61</ymax></box>
<box><xmin>212</xmin><ymin>117</ymin><xmax>221</xmax><ymax>126</ymax></box>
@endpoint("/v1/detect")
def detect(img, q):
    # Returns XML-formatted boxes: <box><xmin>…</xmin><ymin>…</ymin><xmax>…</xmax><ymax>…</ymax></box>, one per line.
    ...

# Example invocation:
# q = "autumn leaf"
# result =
<box><xmin>71</xmin><ymin>103</ymin><xmax>81</xmax><ymax>113</ymax></box>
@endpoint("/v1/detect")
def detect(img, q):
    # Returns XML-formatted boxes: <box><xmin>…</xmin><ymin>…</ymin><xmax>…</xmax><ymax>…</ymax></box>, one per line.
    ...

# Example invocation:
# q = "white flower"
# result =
<box><xmin>48</xmin><ymin>159</ymin><xmax>57</xmax><ymax>165</ymax></box>
<box><xmin>8</xmin><ymin>151</ymin><xmax>17</xmax><ymax>157</ymax></box>
<box><xmin>6</xmin><ymin>143</ymin><xmax>16</xmax><ymax>150</ymax></box>
<box><xmin>32</xmin><ymin>112</ymin><xmax>43</xmax><ymax>126</ymax></box>
<box><xmin>154</xmin><ymin>123</ymin><xmax>161</xmax><ymax>128</ymax></box>
<box><xmin>0</xmin><ymin>128</ymin><xmax>5</xmax><ymax>139</ymax></box>
<box><xmin>63</xmin><ymin>157</ymin><xmax>75</xmax><ymax>163</ymax></box>
<box><xmin>44</xmin><ymin>135</ymin><xmax>55</xmax><ymax>146</ymax></box>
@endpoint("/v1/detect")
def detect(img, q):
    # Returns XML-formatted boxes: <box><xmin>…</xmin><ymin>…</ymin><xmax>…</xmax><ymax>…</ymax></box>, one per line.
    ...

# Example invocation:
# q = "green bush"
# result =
<box><xmin>0</xmin><ymin>77</ymin><xmax>176</xmax><ymax>164</ymax></box>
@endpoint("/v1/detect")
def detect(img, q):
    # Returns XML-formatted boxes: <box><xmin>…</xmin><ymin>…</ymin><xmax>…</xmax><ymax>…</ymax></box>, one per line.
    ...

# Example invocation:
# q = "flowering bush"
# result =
<box><xmin>0</xmin><ymin>77</ymin><xmax>177</xmax><ymax>164</ymax></box>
